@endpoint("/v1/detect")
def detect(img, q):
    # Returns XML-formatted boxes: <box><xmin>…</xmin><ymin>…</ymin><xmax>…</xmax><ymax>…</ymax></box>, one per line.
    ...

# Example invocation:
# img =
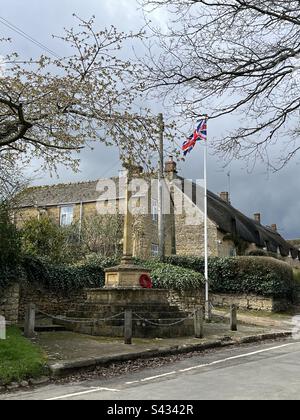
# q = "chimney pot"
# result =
<box><xmin>254</xmin><ymin>213</ymin><xmax>261</xmax><ymax>223</ymax></box>
<box><xmin>271</xmin><ymin>224</ymin><xmax>278</xmax><ymax>232</ymax></box>
<box><xmin>165</xmin><ymin>156</ymin><xmax>177</xmax><ymax>178</ymax></box>
<box><xmin>220</xmin><ymin>192</ymin><xmax>230</xmax><ymax>203</ymax></box>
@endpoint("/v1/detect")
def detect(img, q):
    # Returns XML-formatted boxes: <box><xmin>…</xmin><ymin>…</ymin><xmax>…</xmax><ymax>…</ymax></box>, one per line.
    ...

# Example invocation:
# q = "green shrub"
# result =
<box><xmin>0</xmin><ymin>204</ymin><xmax>21</xmax><ymax>268</ymax></box>
<box><xmin>21</xmin><ymin>217</ymin><xmax>83</xmax><ymax>264</ymax></box>
<box><xmin>247</xmin><ymin>249</ymin><xmax>268</xmax><ymax>257</ymax></box>
<box><xmin>246</xmin><ymin>249</ymin><xmax>284</xmax><ymax>260</ymax></box>
<box><xmin>0</xmin><ymin>204</ymin><xmax>21</xmax><ymax>289</ymax></box>
<box><xmin>166</xmin><ymin>255</ymin><xmax>206</xmax><ymax>273</ymax></box>
<box><xmin>22</xmin><ymin>255</ymin><xmax>118</xmax><ymax>293</ymax></box>
<box><xmin>0</xmin><ymin>266</ymin><xmax>22</xmax><ymax>290</ymax></box>
<box><xmin>135</xmin><ymin>259</ymin><xmax>205</xmax><ymax>291</ymax></box>
<box><xmin>165</xmin><ymin>255</ymin><xmax>296</xmax><ymax>299</ymax></box>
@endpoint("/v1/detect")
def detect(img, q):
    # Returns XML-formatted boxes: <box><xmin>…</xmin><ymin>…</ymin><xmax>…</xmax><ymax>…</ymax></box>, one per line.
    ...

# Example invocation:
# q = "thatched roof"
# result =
<box><xmin>177</xmin><ymin>178</ymin><xmax>299</xmax><ymax>259</ymax></box>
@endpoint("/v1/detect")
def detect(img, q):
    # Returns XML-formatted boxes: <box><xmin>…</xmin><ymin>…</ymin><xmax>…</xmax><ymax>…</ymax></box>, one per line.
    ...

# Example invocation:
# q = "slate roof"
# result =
<box><xmin>16</xmin><ymin>178</ymin><xmax>126</xmax><ymax>207</ymax></box>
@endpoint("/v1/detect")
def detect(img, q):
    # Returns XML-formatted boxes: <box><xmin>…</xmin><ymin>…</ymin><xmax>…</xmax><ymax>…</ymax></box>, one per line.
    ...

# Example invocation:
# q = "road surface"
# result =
<box><xmin>2</xmin><ymin>339</ymin><xmax>300</xmax><ymax>400</ymax></box>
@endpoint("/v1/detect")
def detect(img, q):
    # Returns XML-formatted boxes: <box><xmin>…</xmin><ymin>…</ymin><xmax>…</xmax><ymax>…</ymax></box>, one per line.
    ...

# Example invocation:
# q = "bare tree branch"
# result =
<box><xmin>141</xmin><ymin>0</ymin><xmax>300</xmax><ymax>169</ymax></box>
<box><xmin>0</xmin><ymin>16</ymin><xmax>176</xmax><ymax>176</ymax></box>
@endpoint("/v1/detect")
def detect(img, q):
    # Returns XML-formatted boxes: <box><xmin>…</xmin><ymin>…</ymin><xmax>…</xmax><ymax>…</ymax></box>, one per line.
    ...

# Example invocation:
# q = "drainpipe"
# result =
<box><xmin>79</xmin><ymin>201</ymin><xmax>83</xmax><ymax>242</ymax></box>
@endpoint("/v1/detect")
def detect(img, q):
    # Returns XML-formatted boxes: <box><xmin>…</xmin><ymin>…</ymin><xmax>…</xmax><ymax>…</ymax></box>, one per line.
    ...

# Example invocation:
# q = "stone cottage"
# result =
<box><xmin>13</xmin><ymin>158</ymin><xmax>300</xmax><ymax>264</ymax></box>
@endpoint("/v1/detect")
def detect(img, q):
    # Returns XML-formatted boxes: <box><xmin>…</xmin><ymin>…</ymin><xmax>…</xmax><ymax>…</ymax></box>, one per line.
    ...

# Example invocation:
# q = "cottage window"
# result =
<box><xmin>151</xmin><ymin>243</ymin><xmax>159</xmax><ymax>257</ymax></box>
<box><xmin>60</xmin><ymin>206</ymin><xmax>74</xmax><ymax>226</ymax></box>
<box><xmin>230</xmin><ymin>248</ymin><xmax>237</xmax><ymax>257</ymax></box>
<box><xmin>151</xmin><ymin>199</ymin><xmax>158</xmax><ymax>223</ymax></box>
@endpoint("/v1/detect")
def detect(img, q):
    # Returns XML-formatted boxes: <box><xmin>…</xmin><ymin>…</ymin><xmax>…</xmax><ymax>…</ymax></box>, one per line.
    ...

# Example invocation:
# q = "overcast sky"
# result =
<box><xmin>1</xmin><ymin>0</ymin><xmax>299</xmax><ymax>239</ymax></box>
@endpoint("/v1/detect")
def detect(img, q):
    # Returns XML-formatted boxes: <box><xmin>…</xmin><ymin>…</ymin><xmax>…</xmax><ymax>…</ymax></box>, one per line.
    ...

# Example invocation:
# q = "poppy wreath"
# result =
<box><xmin>139</xmin><ymin>274</ymin><xmax>153</xmax><ymax>289</ymax></box>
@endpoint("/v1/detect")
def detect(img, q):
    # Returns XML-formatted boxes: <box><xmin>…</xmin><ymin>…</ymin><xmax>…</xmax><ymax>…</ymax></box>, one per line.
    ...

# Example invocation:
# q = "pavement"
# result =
<box><xmin>30</xmin><ymin>319</ymin><xmax>292</xmax><ymax>376</ymax></box>
<box><xmin>2</xmin><ymin>338</ymin><xmax>300</xmax><ymax>400</ymax></box>
<box><xmin>0</xmin><ymin>310</ymin><xmax>295</xmax><ymax>399</ymax></box>
<box><xmin>213</xmin><ymin>308</ymin><xmax>294</xmax><ymax>328</ymax></box>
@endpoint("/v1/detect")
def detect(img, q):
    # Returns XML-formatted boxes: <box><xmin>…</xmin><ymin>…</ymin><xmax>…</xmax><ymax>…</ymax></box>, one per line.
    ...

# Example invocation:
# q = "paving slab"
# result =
<box><xmin>30</xmin><ymin>320</ymin><xmax>291</xmax><ymax>378</ymax></box>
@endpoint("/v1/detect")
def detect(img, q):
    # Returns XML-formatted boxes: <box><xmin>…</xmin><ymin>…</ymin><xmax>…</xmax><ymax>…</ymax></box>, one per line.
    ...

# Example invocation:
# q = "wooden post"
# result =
<box><xmin>205</xmin><ymin>301</ymin><xmax>212</xmax><ymax>323</ymax></box>
<box><xmin>194</xmin><ymin>307</ymin><xmax>204</xmax><ymax>339</ymax></box>
<box><xmin>24</xmin><ymin>303</ymin><xmax>36</xmax><ymax>338</ymax></box>
<box><xmin>0</xmin><ymin>316</ymin><xmax>6</xmax><ymax>340</ymax></box>
<box><xmin>124</xmin><ymin>309</ymin><xmax>133</xmax><ymax>345</ymax></box>
<box><xmin>230</xmin><ymin>304</ymin><xmax>238</xmax><ymax>332</ymax></box>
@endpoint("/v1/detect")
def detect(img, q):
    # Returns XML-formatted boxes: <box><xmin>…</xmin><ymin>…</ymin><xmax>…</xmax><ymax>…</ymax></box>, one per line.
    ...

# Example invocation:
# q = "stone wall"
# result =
<box><xmin>168</xmin><ymin>290</ymin><xmax>204</xmax><ymax>312</ymax></box>
<box><xmin>0</xmin><ymin>284</ymin><xmax>20</xmax><ymax>323</ymax></box>
<box><xmin>211</xmin><ymin>293</ymin><xmax>290</xmax><ymax>312</ymax></box>
<box><xmin>173</xmin><ymin>186</ymin><xmax>239</xmax><ymax>258</ymax></box>
<box><xmin>173</xmin><ymin>187</ymin><xmax>219</xmax><ymax>257</ymax></box>
<box><xmin>18</xmin><ymin>283</ymin><xmax>88</xmax><ymax>321</ymax></box>
<box><xmin>0</xmin><ymin>278</ymin><xmax>291</xmax><ymax>325</ymax></box>
<box><xmin>14</xmin><ymin>197</ymin><xmax>174</xmax><ymax>261</ymax></box>
<box><xmin>0</xmin><ymin>282</ymin><xmax>205</xmax><ymax>324</ymax></box>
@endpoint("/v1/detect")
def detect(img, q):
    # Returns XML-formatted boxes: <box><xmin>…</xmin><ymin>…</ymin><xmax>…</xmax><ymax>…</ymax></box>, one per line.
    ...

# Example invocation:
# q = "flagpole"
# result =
<box><xmin>182</xmin><ymin>115</ymin><xmax>211</xmax><ymax>321</ymax></box>
<box><xmin>203</xmin><ymin>115</ymin><xmax>211</xmax><ymax>322</ymax></box>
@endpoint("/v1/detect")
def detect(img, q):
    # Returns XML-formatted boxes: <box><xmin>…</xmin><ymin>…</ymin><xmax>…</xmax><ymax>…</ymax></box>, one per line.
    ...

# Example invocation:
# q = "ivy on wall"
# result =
<box><xmin>21</xmin><ymin>255</ymin><xmax>118</xmax><ymax>293</ymax></box>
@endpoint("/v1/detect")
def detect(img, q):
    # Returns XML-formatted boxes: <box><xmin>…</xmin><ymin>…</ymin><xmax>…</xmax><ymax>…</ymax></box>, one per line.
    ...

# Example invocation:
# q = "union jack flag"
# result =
<box><xmin>182</xmin><ymin>118</ymin><xmax>207</xmax><ymax>156</ymax></box>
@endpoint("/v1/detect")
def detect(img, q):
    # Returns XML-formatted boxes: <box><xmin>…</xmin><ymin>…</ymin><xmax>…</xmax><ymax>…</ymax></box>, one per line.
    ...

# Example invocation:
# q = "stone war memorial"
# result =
<box><xmin>104</xmin><ymin>163</ymin><xmax>151</xmax><ymax>289</ymax></box>
<box><xmin>56</xmin><ymin>163</ymin><xmax>198</xmax><ymax>339</ymax></box>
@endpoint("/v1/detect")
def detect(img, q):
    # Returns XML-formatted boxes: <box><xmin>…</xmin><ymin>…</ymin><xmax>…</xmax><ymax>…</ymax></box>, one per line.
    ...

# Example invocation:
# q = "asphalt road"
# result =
<box><xmin>2</xmin><ymin>339</ymin><xmax>300</xmax><ymax>401</ymax></box>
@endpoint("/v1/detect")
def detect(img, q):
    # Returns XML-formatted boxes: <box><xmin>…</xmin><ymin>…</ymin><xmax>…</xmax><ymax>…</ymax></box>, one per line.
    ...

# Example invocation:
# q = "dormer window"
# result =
<box><xmin>255</xmin><ymin>230</ymin><xmax>260</xmax><ymax>245</ymax></box>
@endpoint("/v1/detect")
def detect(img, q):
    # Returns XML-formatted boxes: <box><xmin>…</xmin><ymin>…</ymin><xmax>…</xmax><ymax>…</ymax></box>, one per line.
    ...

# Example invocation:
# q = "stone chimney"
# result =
<box><xmin>254</xmin><ymin>213</ymin><xmax>261</xmax><ymax>224</ymax></box>
<box><xmin>271</xmin><ymin>224</ymin><xmax>278</xmax><ymax>232</ymax></box>
<box><xmin>220</xmin><ymin>192</ymin><xmax>230</xmax><ymax>204</ymax></box>
<box><xmin>165</xmin><ymin>156</ymin><xmax>178</xmax><ymax>180</ymax></box>
<box><xmin>132</xmin><ymin>165</ymin><xmax>144</xmax><ymax>176</ymax></box>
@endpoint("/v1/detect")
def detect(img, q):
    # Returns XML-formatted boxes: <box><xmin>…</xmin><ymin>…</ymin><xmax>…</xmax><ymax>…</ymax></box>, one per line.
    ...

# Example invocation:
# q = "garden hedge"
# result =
<box><xmin>165</xmin><ymin>255</ymin><xmax>296</xmax><ymax>299</ymax></box>
<box><xmin>135</xmin><ymin>259</ymin><xmax>205</xmax><ymax>291</ymax></box>
<box><xmin>1</xmin><ymin>255</ymin><xmax>204</xmax><ymax>293</ymax></box>
<box><xmin>0</xmin><ymin>253</ymin><xmax>296</xmax><ymax>300</ymax></box>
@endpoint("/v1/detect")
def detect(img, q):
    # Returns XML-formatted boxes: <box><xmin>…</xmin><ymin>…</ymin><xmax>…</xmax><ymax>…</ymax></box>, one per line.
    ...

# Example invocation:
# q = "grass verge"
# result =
<box><xmin>0</xmin><ymin>327</ymin><xmax>47</xmax><ymax>385</ymax></box>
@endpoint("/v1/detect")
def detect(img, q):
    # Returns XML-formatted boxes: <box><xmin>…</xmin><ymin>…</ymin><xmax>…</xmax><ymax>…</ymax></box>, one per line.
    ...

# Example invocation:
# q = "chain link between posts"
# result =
<box><xmin>133</xmin><ymin>310</ymin><xmax>197</xmax><ymax>327</ymax></box>
<box><xmin>36</xmin><ymin>308</ymin><xmax>198</xmax><ymax>328</ymax></box>
<box><xmin>36</xmin><ymin>309</ymin><xmax>125</xmax><ymax>324</ymax></box>
<box><xmin>210</xmin><ymin>302</ymin><xmax>234</xmax><ymax>318</ymax></box>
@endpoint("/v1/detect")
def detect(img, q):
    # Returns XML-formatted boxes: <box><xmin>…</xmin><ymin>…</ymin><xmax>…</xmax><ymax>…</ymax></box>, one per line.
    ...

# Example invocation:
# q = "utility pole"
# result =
<box><xmin>158</xmin><ymin>113</ymin><xmax>165</xmax><ymax>262</ymax></box>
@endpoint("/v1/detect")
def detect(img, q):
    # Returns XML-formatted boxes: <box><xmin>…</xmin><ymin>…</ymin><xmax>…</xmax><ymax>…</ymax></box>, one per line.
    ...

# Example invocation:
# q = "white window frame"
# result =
<box><xmin>151</xmin><ymin>199</ymin><xmax>158</xmax><ymax>223</ymax></box>
<box><xmin>151</xmin><ymin>243</ymin><xmax>159</xmax><ymax>257</ymax></box>
<box><xmin>60</xmin><ymin>206</ymin><xmax>74</xmax><ymax>227</ymax></box>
